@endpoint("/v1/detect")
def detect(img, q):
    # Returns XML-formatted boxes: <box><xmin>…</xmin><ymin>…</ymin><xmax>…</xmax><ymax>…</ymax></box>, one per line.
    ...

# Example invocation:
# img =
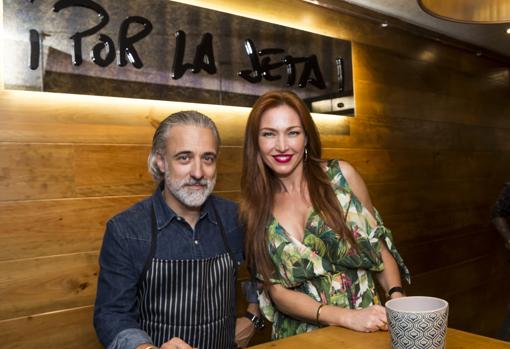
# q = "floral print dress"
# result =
<box><xmin>258</xmin><ymin>160</ymin><xmax>411</xmax><ymax>340</ymax></box>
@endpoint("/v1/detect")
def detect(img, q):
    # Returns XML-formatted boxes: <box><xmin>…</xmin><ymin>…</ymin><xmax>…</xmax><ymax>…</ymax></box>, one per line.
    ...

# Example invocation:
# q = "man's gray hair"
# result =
<box><xmin>148</xmin><ymin>111</ymin><xmax>221</xmax><ymax>182</ymax></box>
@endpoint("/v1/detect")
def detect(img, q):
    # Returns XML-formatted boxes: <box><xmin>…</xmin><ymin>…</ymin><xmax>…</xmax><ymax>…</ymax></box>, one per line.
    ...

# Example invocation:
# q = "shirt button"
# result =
<box><xmin>176</xmin><ymin>217</ymin><xmax>182</xmax><ymax>221</ymax></box>
<box><xmin>194</xmin><ymin>240</ymin><xmax>199</xmax><ymax>245</ymax></box>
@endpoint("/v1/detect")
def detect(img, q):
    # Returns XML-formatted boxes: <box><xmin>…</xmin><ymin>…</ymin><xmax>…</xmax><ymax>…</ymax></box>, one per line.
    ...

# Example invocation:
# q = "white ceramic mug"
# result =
<box><xmin>386</xmin><ymin>296</ymin><xmax>449</xmax><ymax>349</ymax></box>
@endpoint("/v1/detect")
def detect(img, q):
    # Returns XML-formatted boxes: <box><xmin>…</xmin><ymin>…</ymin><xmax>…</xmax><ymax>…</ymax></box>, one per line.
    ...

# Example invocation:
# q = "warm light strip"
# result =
<box><xmin>170</xmin><ymin>0</ymin><xmax>348</xmax><ymax>39</ymax></box>
<box><xmin>1</xmin><ymin>89</ymin><xmax>346</xmax><ymax>122</ymax></box>
<box><xmin>0</xmin><ymin>0</ymin><xmax>4</xmax><ymax>90</ymax></box>
<box><xmin>2</xmin><ymin>88</ymin><xmax>251</xmax><ymax>113</ymax></box>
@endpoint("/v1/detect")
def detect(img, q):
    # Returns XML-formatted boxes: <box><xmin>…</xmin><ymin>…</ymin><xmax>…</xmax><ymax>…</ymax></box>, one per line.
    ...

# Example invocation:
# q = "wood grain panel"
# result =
<box><xmin>354</xmin><ymin>79</ymin><xmax>510</xmax><ymax>128</ymax></box>
<box><xmin>0</xmin><ymin>196</ymin><xmax>143</xmax><ymax>261</ymax></box>
<box><xmin>0</xmin><ymin>143</ymin><xmax>75</xmax><ymax>201</ymax></box>
<box><xmin>322</xmin><ymin>148</ymin><xmax>510</xmax><ymax>184</ymax></box>
<box><xmin>74</xmin><ymin>145</ymin><xmax>154</xmax><ymax>197</ymax></box>
<box><xmin>0</xmin><ymin>144</ymin><xmax>243</xmax><ymax>201</ymax></box>
<box><xmin>398</xmin><ymin>226</ymin><xmax>497</xmax><ymax>275</ymax></box>
<box><xmin>0</xmin><ymin>305</ymin><xmax>102</xmax><ymax>349</ymax></box>
<box><xmin>368</xmin><ymin>178</ymin><xmax>503</xmax><ymax>216</ymax></box>
<box><xmin>407</xmin><ymin>253</ymin><xmax>506</xmax><ymax>299</ymax></box>
<box><xmin>353</xmin><ymin>43</ymin><xmax>509</xmax><ymax>101</ymax></box>
<box><xmin>383</xmin><ymin>205</ymin><xmax>493</xmax><ymax>244</ymax></box>
<box><xmin>342</xmin><ymin>115</ymin><xmax>510</xmax><ymax>152</ymax></box>
<box><xmin>0</xmin><ymin>252</ymin><xmax>98</xmax><ymax>320</ymax></box>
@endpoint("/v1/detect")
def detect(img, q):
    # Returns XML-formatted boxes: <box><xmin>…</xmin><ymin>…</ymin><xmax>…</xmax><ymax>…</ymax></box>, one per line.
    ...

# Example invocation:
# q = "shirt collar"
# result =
<box><xmin>152</xmin><ymin>181</ymin><xmax>218</xmax><ymax>230</ymax></box>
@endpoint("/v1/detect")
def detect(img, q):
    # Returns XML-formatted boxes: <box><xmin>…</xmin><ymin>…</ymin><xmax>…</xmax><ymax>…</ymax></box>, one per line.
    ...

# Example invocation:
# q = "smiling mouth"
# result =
<box><xmin>273</xmin><ymin>155</ymin><xmax>293</xmax><ymax>163</ymax></box>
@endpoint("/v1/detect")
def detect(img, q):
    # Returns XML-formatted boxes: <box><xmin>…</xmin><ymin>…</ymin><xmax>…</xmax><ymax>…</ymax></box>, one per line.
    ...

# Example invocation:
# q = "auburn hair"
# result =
<box><xmin>240</xmin><ymin>90</ymin><xmax>356</xmax><ymax>284</ymax></box>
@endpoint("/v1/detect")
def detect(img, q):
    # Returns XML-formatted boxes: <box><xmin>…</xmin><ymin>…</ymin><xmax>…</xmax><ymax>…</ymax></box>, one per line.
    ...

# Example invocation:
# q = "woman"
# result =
<box><xmin>240</xmin><ymin>90</ymin><xmax>410</xmax><ymax>340</ymax></box>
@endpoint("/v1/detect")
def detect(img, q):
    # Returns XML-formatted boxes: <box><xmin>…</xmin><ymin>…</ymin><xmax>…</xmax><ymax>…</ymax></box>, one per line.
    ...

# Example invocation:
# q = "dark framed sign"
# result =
<box><xmin>3</xmin><ymin>0</ymin><xmax>355</xmax><ymax>115</ymax></box>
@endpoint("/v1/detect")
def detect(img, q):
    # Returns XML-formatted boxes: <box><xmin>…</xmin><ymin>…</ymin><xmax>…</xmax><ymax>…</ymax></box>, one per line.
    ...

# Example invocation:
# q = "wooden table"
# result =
<box><xmin>249</xmin><ymin>326</ymin><xmax>510</xmax><ymax>348</ymax></box>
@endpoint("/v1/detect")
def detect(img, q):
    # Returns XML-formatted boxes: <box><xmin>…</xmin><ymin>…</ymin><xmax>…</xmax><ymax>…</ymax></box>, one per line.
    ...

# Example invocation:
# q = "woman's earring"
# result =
<box><xmin>304</xmin><ymin>147</ymin><xmax>308</xmax><ymax>161</ymax></box>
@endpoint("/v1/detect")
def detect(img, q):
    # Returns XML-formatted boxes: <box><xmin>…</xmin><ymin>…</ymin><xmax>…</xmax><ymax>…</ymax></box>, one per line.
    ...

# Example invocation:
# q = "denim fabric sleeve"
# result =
<box><xmin>94</xmin><ymin>219</ymin><xmax>152</xmax><ymax>348</ymax></box>
<box><xmin>242</xmin><ymin>280</ymin><xmax>259</xmax><ymax>304</ymax></box>
<box><xmin>107</xmin><ymin>328</ymin><xmax>153</xmax><ymax>349</ymax></box>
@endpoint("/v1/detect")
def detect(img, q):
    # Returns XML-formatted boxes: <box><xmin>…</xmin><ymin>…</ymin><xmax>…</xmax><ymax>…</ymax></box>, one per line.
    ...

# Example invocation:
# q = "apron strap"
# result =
<box><xmin>137</xmin><ymin>203</ymin><xmax>158</xmax><ymax>288</ymax></box>
<box><xmin>211</xmin><ymin>198</ymin><xmax>239</xmax><ymax>273</ymax></box>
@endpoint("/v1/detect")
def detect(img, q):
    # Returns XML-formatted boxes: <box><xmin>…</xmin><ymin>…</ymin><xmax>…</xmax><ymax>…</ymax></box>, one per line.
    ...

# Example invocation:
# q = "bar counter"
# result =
<box><xmin>249</xmin><ymin>326</ymin><xmax>510</xmax><ymax>348</ymax></box>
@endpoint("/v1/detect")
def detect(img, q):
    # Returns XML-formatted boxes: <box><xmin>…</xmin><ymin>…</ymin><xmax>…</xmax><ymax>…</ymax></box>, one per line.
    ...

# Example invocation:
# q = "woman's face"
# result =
<box><xmin>258</xmin><ymin>104</ymin><xmax>307</xmax><ymax>178</ymax></box>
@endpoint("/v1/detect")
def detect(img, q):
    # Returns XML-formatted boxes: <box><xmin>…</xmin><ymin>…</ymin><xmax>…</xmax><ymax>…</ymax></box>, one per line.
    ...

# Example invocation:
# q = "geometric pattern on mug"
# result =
<box><xmin>388</xmin><ymin>309</ymin><xmax>449</xmax><ymax>349</ymax></box>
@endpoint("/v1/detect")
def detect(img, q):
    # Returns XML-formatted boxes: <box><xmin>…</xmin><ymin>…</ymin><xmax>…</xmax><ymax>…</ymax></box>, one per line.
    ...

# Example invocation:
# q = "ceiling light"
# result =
<box><xmin>381</xmin><ymin>22</ymin><xmax>389</xmax><ymax>28</ymax></box>
<box><xmin>418</xmin><ymin>0</ymin><xmax>510</xmax><ymax>23</ymax></box>
<box><xmin>507</xmin><ymin>28</ymin><xmax>510</xmax><ymax>34</ymax></box>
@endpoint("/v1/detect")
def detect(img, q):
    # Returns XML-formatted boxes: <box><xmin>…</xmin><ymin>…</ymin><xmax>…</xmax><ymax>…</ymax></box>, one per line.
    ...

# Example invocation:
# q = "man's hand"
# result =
<box><xmin>235</xmin><ymin>317</ymin><xmax>255</xmax><ymax>348</ymax></box>
<box><xmin>160</xmin><ymin>337</ymin><xmax>197</xmax><ymax>349</ymax></box>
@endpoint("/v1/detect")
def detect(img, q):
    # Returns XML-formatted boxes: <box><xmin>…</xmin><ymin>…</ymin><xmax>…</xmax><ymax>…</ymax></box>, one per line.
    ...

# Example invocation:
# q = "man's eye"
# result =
<box><xmin>177</xmin><ymin>155</ymin><xmax>190</xmax><ymax>161</ymax></box>
<box><xmin>203</xmin><ymin>155</ymin><xmax>216</xmax><ymax>162</ymax></box>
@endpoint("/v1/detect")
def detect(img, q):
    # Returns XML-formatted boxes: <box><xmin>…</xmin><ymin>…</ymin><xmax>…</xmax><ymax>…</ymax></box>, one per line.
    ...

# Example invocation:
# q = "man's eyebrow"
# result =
<box><xmin>173</xmin><ymin>151</ymin><xmax>192</xmax><ymax>158</ymax></box>
<box><xmin>202</xmin><ymin>151</ymin><xmax>217</xmax><ymax>158</ymax></box>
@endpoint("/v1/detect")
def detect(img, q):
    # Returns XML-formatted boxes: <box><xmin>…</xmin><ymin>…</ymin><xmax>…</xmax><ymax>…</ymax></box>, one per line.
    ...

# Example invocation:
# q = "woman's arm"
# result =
<box><xmin>339</xmin><ymin>161</ymin><xmax>404</xmax><ymax>298</ymax></box>
<box><xmin>375</xmin><ymin>243</ymin><xmax>404</xmax><ymax>298</ymax></box>
<box><xmin>269</xmin><ymin>284</ymin><xmax>388</xmax><ymax>332</ymax></box>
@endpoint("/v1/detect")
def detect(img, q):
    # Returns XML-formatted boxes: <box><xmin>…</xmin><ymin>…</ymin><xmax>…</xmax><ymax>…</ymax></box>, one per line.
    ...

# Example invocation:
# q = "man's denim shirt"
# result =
<box><xmin>94</xmin><ymin>187</ymin><xmax>256</xmax><ymax>349</ymax></box>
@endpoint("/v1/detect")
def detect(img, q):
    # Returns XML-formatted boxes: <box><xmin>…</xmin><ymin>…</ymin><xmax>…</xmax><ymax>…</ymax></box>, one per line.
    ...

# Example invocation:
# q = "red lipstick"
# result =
<box><xmin>273</xmin><ymin>154</ymin><xmax>293</xmax><ymax>163</ymax></box>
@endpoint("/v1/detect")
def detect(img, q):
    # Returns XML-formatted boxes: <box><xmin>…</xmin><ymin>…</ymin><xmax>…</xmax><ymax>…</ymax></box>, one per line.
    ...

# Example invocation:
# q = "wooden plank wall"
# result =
<box><xmin>1</xmin><ymin>0</ymin><xmax>510</xmax><ymax>347</ymax></box>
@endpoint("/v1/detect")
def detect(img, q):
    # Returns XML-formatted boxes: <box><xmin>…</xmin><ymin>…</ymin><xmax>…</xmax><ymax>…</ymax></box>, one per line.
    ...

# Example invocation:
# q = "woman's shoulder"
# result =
<box><xmin>321</xmin><ymin>159</ymin><xmax>353</xmax><ymax>190</ymax></box>
<box><xmin>333</xmin><ymin>161</ymin><xmax>375</xmax><ymax>216</ymax></box>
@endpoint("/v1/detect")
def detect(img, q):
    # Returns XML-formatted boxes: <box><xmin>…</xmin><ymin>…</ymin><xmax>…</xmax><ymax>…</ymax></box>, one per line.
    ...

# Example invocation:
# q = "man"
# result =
<box><xmin>492</xmin><ymin>182</ymin><xmax>510</xmax><ymax>342</ymax></box>
<box><xmin>94</xmin><ymin>111</ymin><xmax>262</xmax><ymax>349</ymax></box>
<box><xmin>493</xmin><ymin>182</ymin><xmax>510</xmax><ymax>252</ymax></box>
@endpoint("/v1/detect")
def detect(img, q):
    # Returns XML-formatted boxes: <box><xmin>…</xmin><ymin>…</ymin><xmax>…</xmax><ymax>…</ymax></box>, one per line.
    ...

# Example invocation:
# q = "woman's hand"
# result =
<box><xmin>347</xmin><ymin>305</ymin><xmax>388</xmax><ymax>332</ymax></box>
<box><xmin>323</xmin><ymin>305</ymin><xmax>388</xmax><ymax>332</ymax></box>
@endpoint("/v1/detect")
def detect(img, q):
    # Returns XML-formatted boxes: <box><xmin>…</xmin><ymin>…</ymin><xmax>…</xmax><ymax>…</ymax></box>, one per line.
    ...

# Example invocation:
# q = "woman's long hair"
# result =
<box><xmin>240</xmin><ymin>90</ymin><xmax>355</xmax><ymax>284</ymax></box>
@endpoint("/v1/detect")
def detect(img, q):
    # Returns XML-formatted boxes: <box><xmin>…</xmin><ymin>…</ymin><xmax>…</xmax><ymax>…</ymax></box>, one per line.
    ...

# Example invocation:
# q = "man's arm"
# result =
<box><xmin>234</xmin><ymin>280</ymin><xmax>260</xmax><ymax>347</ymax></box>
<box><xmin>94</xmin><ymin>220</ymin><xmax>153</xmax><ymax>349</ymax></box>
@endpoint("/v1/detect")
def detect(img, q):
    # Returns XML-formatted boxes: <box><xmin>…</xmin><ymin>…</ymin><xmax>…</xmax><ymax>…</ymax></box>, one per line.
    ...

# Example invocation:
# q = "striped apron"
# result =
<box><xmin>137</xmin><ymin>202</ymin><xmax>237</xmax><ymax>349</ymax></box>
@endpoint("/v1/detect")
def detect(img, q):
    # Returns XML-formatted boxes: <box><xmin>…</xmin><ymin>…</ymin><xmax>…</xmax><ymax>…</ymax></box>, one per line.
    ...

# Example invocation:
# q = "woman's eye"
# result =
<box><xmin>289</xmin><ymin>130</ymin><xmax>301</xmax><ymax>136</ymax></box>
<box><xmin>261</xmin><ymin>131</ymin><xmax>274</xmax><ymax>137</ymax></box>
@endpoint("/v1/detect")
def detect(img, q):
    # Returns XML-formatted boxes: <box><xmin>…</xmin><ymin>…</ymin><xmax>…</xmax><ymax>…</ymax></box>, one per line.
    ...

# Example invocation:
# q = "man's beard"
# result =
<box><xmin>166</xmin><ymin>174</ymin><xmax>216</xmax><ymax>208</ymax></box>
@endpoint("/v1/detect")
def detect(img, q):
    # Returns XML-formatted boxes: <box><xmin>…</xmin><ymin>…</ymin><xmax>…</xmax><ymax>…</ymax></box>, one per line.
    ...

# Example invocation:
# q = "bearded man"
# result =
<box><xmin>94</xmin><ymin>111</ymin><xmax>261</xmax><ymax>349</ymax></box>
